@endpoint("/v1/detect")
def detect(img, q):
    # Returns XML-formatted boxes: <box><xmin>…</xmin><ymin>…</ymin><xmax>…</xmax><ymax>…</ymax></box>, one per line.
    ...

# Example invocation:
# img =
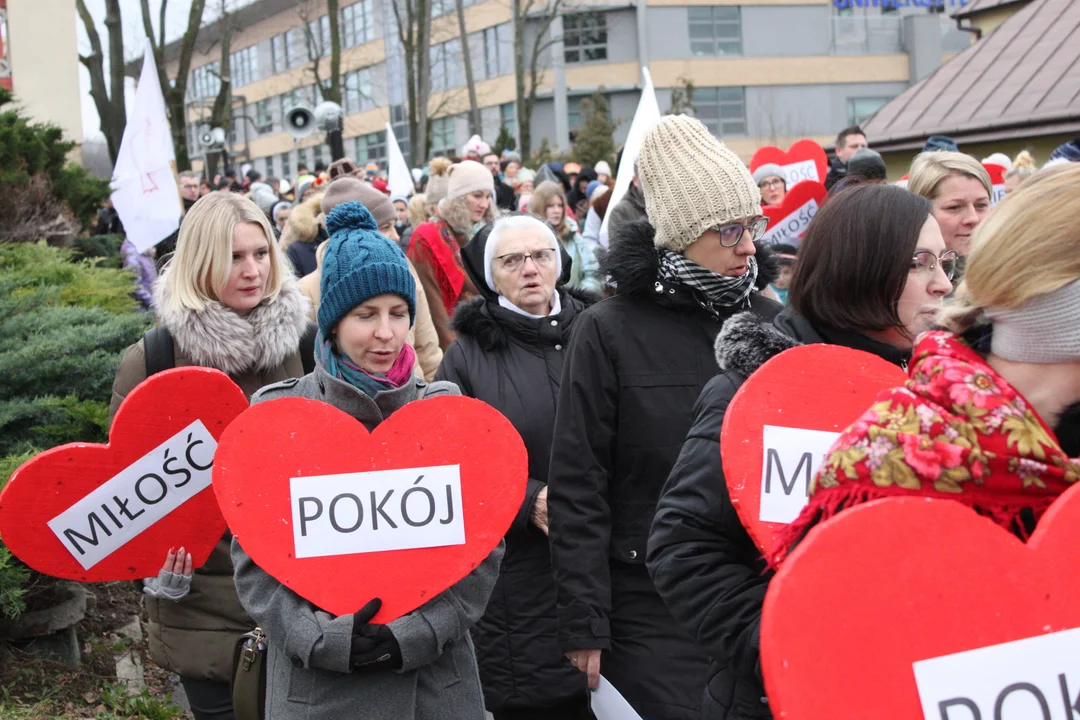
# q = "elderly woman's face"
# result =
<box><xmin>491</xmin><ymin>225</ymin><xmax>559</xmax><ymax>316</ymax></box>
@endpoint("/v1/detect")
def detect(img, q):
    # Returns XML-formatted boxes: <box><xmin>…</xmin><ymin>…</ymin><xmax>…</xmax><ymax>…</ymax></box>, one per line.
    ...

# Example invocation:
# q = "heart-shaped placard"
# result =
<box><xmin>720</xmin><ymin>345</ymin><xmax>906</xmax><ymax>554</ymax></box>
<box><xmin>0</xmin><ymin>368</ymin><xmax>246</xmax><ymax>581</ymax></box>
<box><xmin>984</xmin><ymin>162</ymin><xmax>1007</xmax><ymax>207</ymax></box>
<box><xmin>760</xmin><ymin>181</ymin><xmax>827</xmax><ymax>247</ymax></box>
<box><xmin>211</xmin><ymin>395</ymin><xmax>527</xmax><ymax>622</ymax></box>
<box><xmin>750</xmin><ymin>139</ymin><xmax>828</xmax><ymax>190</ymax></box>
<box><xmin>761</xmin><ymin>485</ymin><xmax>1080</xmax><ymax>719</ymax></box>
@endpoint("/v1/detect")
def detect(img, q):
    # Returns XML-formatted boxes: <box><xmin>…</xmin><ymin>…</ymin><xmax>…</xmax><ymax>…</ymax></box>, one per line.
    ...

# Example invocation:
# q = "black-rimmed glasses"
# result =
<box><xmin>713</xmin><ymin>217</ymin><xmax>770</xmax><ymax>247</ymax></box>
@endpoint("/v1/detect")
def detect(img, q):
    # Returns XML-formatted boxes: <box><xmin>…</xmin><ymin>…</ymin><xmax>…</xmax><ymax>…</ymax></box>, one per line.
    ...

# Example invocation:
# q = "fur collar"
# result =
<box><xmin>280</xmin><ymin>195</ymin><xmax>324</xmax><ymax>248</ymax></box>
<box><xmin>715</xmin><ymin>311</ymin><xmax>802</xmax><ymax>378</ymax></box>
<box><xmin>452</xmin><ymin>287</ymin><xmax>599</xmax><ymax>351</ymax></box>
<box><xmin>154</xmin><ymin>269</ymin><xmax>311</xmax><ymax>376</ymax></box>
<box><xmin>602</xmin><ymin>219</ymin><xmax>781</xmax><ymax>298</ymax></box>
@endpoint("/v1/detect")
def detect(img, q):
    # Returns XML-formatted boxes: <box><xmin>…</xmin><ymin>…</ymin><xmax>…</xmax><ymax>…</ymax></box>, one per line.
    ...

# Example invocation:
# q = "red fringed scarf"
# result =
<box><xmin>407</xmin><ymin>217</ymin><xmax>467</xmax><ymax>314</ymax></box>
<box><xmin>771</xmin><ymin>331</ymin><xmax>1080</xmax><ymax>566</ymax></box>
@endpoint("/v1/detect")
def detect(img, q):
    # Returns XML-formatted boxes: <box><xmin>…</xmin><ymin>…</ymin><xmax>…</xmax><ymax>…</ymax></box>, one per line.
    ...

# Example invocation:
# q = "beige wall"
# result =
<box><xmin>650</xmin><ymin>55</ymin><xmax>909</xmax><ymax>88</ymax></box>
<box><xmin>7</xmin><ymin>0</ymin><xmax>83</xmax><ymax>150</ymax></box>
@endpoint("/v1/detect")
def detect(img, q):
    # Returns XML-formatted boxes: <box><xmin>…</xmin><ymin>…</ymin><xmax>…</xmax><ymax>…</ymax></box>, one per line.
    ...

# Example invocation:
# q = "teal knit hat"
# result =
<box><xmin>318</xmin><ymin>201</ymin><xmax>416</xmax><ymax>336</ymax></box>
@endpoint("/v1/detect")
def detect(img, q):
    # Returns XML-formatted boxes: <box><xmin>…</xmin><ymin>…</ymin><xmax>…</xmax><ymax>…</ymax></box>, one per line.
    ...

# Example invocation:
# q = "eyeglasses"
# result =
<box><xmin>496</xmin><ymin>249</ymin><xmax>557</xmax><ymax>272</ymax></box>
<box><xmin>911</xmin><ymin>250</ymin><xmax>958</xmax><ymax>281</ymax></box>
<box><xmin>713</xmin><ymin>217</ymin><xmax>770</xmax><ymax>247</ymax></box>
<box><xmin>759</xmin><ymin>179</ymin><xmax>785</xmax><ymax>190</ymax></box>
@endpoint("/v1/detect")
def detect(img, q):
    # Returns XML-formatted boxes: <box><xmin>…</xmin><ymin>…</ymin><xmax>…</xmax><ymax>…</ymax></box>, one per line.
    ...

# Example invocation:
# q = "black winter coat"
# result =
<box><xmin>285</xmin><ymin>226</ymin><xmax>326</xmax><ymax>279</ymax></box>
<box><xmin>646</xmin><ymin>309</ymin><xmax>907</xmax><ymax>720</ymax></box>
<box><xmin>437</xmin><ymin>218</ymin><xmax>593</xmax><ymax>712</ymax></box>
<box><xmin>547</xmin><ymin>219</ymin><xmax>781</xmax><ymax>719</ymax></box>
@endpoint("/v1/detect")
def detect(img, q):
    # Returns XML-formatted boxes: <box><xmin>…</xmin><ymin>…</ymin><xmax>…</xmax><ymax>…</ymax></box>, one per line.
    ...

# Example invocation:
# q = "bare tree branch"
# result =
<box><xmin>76</xmin><ymin>0</ymin><xmax>126</xmax><ymax>165</ymax></box>
<box><xmin>455</xmin><ymin>0</ymin><xmax>481</xmax><ymax>136</ymax></box>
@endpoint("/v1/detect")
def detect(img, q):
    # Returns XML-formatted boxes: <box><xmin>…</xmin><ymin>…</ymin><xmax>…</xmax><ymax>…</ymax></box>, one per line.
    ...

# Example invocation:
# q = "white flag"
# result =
<box><xmin>386</xmin><ymin>122</ymin><xmax>413</xmax><ymax>199</ymax></box>
<box><xmin>599</xmin><ymin>67</ymin><xmax>661</xmax><ymax>245</ymax></box>
<box><xmin>110</xmin><ymin>38</ymin><xmax>182</xmax><ymax>253</ymax></box>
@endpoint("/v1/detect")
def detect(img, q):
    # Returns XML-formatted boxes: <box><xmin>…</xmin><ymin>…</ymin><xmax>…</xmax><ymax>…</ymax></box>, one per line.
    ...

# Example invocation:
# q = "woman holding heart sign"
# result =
<box><xmin>648</xmin><ymin>183</ymin><xmax>953</xmax><ymax>719</ymax></box>
<box><xmin>231</xmin><ymin>201</ymin><xmax>502</xmax><ymax>719</ymax></box>
<box><xmin>109</xmin><ymin>192</ymin><xmax>312</xmax><ymax>720</ymax></box>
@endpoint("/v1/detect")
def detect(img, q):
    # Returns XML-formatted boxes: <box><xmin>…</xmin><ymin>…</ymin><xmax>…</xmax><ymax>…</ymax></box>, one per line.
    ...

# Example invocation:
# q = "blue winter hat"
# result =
<box><xmin>1049</xmin><ymin>137</ymin><xmax>1080</xmax><ymax>163</ymax></box>
<box><xmin>318</xmin><ymin>201</ymin><xmax>416</xmax><ymax>336</ymax></box>
<box><xmin>586</xmin><ymin>180</ymin><xmax>601</xmax><ymax>199</ymax></box>
<box><xmin>923</xmin><ymin>135</ymin><xmax>959</xmax><ymax>153</ymax></box>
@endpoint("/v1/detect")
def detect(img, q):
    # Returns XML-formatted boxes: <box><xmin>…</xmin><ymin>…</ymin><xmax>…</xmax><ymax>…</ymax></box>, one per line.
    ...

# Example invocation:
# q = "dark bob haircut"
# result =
<box><xmin>788</xmin><ymin>184</ymin><xmax>931</xmax><ymax>336</ymax></box>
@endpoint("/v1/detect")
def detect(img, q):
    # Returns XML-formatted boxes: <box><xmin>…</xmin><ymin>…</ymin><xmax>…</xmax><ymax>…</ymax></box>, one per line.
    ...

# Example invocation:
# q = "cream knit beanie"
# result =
<box><xmin>447</xmin><ymin>160</ymin><xmax>495</xmax><ymax>200</ymax></box>
<box><xmin>425</xmin><ymin>157</ymin><xmax>453</xmax><ymax>207</ymax></box>
<box><xmin>637</xmin><ymin>115</ymin><xmax>761</xmax><ymax>253</ymax></box>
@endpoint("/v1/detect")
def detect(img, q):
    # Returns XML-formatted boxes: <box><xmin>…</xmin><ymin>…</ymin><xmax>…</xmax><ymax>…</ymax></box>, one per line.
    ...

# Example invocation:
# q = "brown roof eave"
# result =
<box><xmin>952</xmin><ymin>0</ymin><xmax>1032</xmax><ymax>19</ymax></box>
<box><xmin>871</xmin><ymin>119</ymin><xmax>1080</xmax><ymax>153</ymax></box>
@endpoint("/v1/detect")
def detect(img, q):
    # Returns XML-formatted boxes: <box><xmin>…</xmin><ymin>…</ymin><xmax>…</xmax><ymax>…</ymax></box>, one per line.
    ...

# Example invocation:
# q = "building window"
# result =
<box><xmin>231</xmin><ymin>45</ymin><xmax>260</xmax><ymax>87</ymax></box>
<box><xmin>344</xmin><ymin>68</ymin><xmax>375</xmax><ymax>114</ymax></box>
<box><xmin>281</xmin><ymin>152</ymin><xmax>292</xmax><ymax>180</ymax></box>
<box><xmin>190</xmin><ymin>61</ymin><xmax>220</xmax><ymax>99</ymax></box>
<box><xmin>297</xmin><ymin>147</ymin><xmax>310</xmax><ymax>172</ymax></box>
<box><xmin>847</xmin><ymin>96</ymin><xmax>890</xmax><ymax>125</ymax></box>
<box><xmin>563</xmin><ymin>12</ymin><xmax>607</xmax><ymax>63</ymax></box>
<box><xmin>430</xmin><ymin>116</ymin><xmax>456</xmax><ymax>156</ymax></box>
<box><xmin>500</xmin><ymin>102</ymin><xmax>515</xmax><ymax>133</ymax></box>
<box><xmin>688</xmin><ymin>7</ymin><xmax>741</xmax><ymax>57</ymax></box>
<box><xmin>694</xmin><ymin>87</ymin><xmax>746</xmax><ymax>136</ymax></box>
<box><xmin>430</xmin><ymin>40</ymin><xmax>462</xmax><ymax>93</ymax></box>
<box><xmin>355</xmin><ymin>131</ymin><xmax>388</xmax><ymax>168</ymax></box>
<box><xmin>312</xmin><ymin>145</ymin><xmax>326</xmax><ymax>167</ymax></box>
<box><xmin>280</xmin><ymin>88</ymin><xmax>309</xmax><ymax>119</ymax></box>
<box><xmin>568</xmin><ymin>94</ymin><xmax>610</xmax><ymax>132</ymax></box>
<box><xmin>483</xmin><ymin>24</ymin><xmax>512</xmax><ymax>78</ymax></box>
<box><xmin>254</xmin><ymin>98</ymin><xmax>274</xmax><ymax>134</ymax></box>
<box><xmin>390</xmin><ymin>104</ymin><xmax>409</xmax><ymax>160</ymax></box>
<box><xmin>342</xmin><ymin>0</ymin><xmax>375</xmax><ymax>48</ymax></box>
<box><xmin>271</xmin><ymin>30</ymin><xmax>300</xmax><ymax>74</ymax></box>
<box><xmin>307</xmin><ymin>15</ymin><xmax>332</xmax><ymax>59</ymax></box>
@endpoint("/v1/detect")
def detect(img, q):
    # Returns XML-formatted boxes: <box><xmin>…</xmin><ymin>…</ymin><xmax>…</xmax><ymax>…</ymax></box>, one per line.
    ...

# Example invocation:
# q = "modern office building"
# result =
<box><xmin>157</xmin><ymin>0</ymin><xmax>973</xmax><ymax>176</ymax></box>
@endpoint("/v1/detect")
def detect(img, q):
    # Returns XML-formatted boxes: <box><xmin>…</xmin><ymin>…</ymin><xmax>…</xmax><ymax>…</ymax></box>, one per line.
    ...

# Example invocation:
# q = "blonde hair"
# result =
<box><xmin>408</xmin><ymin>194</ymin><xmax>428</xmax><ymax>226</ymax></box>
<box><xmin>939</xmin><ymin>163</ymin><xmax>1080</xmax><ymax>333</ymax></box>
<box><xmin>436</xmin><ymin>193</ymin><xmax>497</xmax><ymax>238</ymax></box>
<box><xmin>529</xmin><ymin>181</ymin><xmax>575</xmax><ymax>239</ymax></box>
<box><xmin>164</xmin><ymin>192</ymin><xmax>289</xmax><ymax>312</ymax></box>
<box><xmin>1005</xmin><ymin>150</ymin><xmax>1036</xmax><ymax>181</ymax></box>
<box><xmin>908</xmin><ymin>151</ymin><xmax>992</xmax><ymax>200</ymax></box>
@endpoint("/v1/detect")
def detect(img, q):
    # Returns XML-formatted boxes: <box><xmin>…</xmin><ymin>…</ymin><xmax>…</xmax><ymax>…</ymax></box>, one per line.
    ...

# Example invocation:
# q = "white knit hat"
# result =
<box><xmin>447</xmin><ymin>160</ymin><xmax>495</xmax><ymax>200</ymax></box>
<box><xmin>637</xmin><ymin>115</ymin><xmax>761</xmax><ymax>252</ymax></box>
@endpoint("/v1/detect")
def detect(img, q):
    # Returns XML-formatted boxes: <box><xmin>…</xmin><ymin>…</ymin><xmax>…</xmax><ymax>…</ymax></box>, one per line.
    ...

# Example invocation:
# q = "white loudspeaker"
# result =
<box><xmin>199</xmin><ymin>127</ymin><xmax>227</xmax><ymax>148</ymax></box>
<box><xmin>285</xmin><ymin>105</ymin><xmax>316</xmax><ymax>139</ymax></box>
<box><xmin>314</xmin><ymin>101</ymin><xmax>344</xmax><ymax>132</ymax></box>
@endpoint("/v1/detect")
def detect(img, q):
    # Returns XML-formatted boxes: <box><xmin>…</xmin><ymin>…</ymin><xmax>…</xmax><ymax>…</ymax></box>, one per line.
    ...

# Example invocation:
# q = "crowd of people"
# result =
<box><xmin>101</xmin><ymin>118</ymin><xmax>1080</xmax><ymax>720</ymax></box>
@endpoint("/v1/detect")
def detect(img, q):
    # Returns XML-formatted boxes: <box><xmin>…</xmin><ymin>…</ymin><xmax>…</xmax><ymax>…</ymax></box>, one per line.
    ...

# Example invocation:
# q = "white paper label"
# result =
<box><xmin>47</xmin><ymin>420</ymin><xmax>217</xmax><ymax>569</ymax></box>
<box><xmin>991</xmin><ymin>183</ymin><xmax>1007</xmax><ymax>207</ymax></box>
<box><xmin>913</xmin><ymin>627</ymin><xmax>1080</xmax><ymax>720</ymax></box>
<box><xmin>290</xmin><ymin>464</ymin><xmax>465</xmax><ymax>559</ymax></box>
<box><xmin>783</xmin><ymin>159</ymin><xmax>819</xmax><ymax>187</ymax></box>
<box><xmin>758</xmin><ymin>425</ymin><xmax>840</xmax><ymax>523</ymax></box>
<box><xmin>760</xmin><ymin>198</ymin><xmax>820</xmax><ymax>247</ymax></box>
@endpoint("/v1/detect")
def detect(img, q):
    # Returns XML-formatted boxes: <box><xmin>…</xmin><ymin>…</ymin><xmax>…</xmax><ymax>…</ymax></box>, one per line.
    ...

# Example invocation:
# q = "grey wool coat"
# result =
<box><xmin>231</xmin><ymin>363</ymin><xmax>504</xmax><ymax>720</ymax></box>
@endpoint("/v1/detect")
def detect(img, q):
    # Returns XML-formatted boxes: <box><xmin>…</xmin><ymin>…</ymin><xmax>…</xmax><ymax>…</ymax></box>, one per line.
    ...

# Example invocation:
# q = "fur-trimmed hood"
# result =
<box><xmin>715</xmin><ymin>308</ymin><xmax>909</xmax><ymax>378</ymax></box>
<box><xmin>279</xmin><ymin>194</ymin><xmax>325</xmax><ymax>249</ymax></box>
<box><xmin>601</xmin><ymin>219</ymin><xmax>780</xmax><ymax>298</ymax></box>
<box><xmin>153</xmin><ymin>269</ymin><xmax>311</xmax><ymax>376</ymax></box>
<box><xmin>451</xmin><ymin>287</ymin><xmax>600</xmax><ymax>351</ymax></box>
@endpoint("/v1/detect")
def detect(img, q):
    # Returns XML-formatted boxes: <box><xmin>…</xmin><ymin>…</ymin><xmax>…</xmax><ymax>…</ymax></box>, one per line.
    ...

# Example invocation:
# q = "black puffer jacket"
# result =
<box><xmin>436</xmin><ymin>218</ymin><xmax>594</xmax><ymax>712</ymax></box>
<box><xmin>646</xmin><ymin>309</ymin><xmax>908</xmax><ymax>719</ymax></box>
<box><xmin>547</xmin><ymin>219</ymin><xmax>781</xmax><ymax>718</ymax></box>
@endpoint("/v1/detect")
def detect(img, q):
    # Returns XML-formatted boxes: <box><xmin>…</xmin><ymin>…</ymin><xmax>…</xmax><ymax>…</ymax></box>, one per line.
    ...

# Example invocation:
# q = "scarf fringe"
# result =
<box><xmin>768</xmin><ymin>484</ymin><xmax>1058</xmax><ymax>569</ymax></box>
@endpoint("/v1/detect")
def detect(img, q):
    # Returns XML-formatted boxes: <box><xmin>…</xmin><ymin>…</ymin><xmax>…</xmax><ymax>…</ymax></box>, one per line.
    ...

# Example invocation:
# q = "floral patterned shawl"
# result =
<box><xmin>771</xmin><ymin>330</ymin><xmax>1080</xmax><ymax>565</ymax></box>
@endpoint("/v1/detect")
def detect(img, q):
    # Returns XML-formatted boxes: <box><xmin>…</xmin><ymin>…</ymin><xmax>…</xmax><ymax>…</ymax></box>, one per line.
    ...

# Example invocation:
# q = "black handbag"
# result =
<box><xmin>231</xmin><ymin>627</ymin><xmax>267</xmax><ymax>720</ymax></box>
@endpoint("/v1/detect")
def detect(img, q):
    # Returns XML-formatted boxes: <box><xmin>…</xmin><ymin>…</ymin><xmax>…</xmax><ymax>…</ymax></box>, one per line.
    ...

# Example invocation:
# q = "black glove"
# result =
<box><xmin>349</xmin><ymin>598</ymin><xmax>402</xmax><ymax>673</ymax></box>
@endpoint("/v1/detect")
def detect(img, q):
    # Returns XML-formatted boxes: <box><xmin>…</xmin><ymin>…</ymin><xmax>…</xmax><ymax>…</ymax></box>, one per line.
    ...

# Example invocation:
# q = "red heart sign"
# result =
<box><xmin>760</xmin><ymin>181</ymin><xmax>827</xmax><ymax>246</ymax></box>
<box><xmin>720</xmin><ymin>345</ymin><xmax>906</xmax><ymax>554</ymax></box>
<box><xmin>0</xmin><ymin>368</ymin><xmax>246</xmax><ymax>581</ymax></box>
<box><xmin>211</xmin><ymin>395</ymin><xmax>527</xmax><ymax>622</ymax></box>
<box><xmin>761</xmin><ymin>486</ymin><xmax>1080</xmax><ymax>719</ymax></box>
<box><xmin>750</xmin><ymin>139</ymin><xmax>828</xmax><ymax>190</ymax></box>
<box><xmin>984</xmin><ymin>162</ymin><xmax>1007</xmax><ymax>207</ymax></box>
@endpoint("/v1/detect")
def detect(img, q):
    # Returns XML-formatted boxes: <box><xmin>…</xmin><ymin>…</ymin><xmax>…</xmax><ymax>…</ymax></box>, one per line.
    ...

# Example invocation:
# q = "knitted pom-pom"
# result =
<box><xmin>429</xmin><ymin>156</ymin><xmax>452</xmax><ymax>177</ymax></box>
<box><xmin>326</xmin><ymin>201</ymin><xmax>377</xmax><ymax>236</ymax></box>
